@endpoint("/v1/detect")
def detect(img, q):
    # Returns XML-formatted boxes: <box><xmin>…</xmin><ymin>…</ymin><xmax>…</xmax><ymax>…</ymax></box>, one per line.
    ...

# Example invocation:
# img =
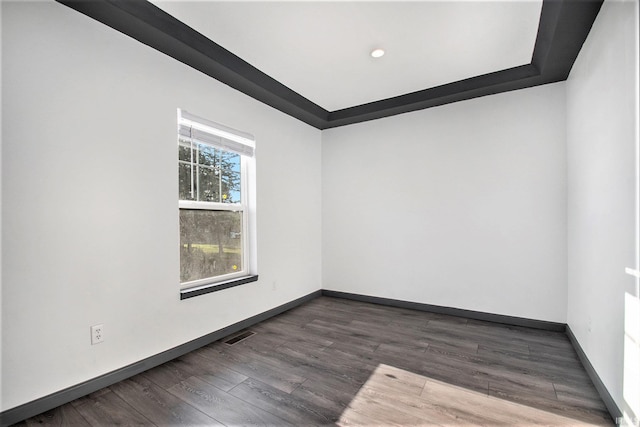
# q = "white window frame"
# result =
<box><xmin>178</xmin><ymin>109</ymin><xmax>256</xmax><ymax>292</ymax></box>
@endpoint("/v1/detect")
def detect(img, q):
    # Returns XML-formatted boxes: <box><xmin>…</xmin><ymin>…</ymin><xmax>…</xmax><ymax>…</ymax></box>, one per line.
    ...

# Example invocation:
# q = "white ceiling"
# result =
<box><xmin>151</xmin><ymin>1</ymin><xmax>543</xmax><ymax>111</ymax></box>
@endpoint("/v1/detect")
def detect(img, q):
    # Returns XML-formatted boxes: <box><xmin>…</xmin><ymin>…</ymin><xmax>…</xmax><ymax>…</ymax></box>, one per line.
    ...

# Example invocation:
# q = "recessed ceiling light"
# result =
<box><xmin>370</xmin><ymin>48</ymin><xmax>385</xmax><ymax>58</ymax></box>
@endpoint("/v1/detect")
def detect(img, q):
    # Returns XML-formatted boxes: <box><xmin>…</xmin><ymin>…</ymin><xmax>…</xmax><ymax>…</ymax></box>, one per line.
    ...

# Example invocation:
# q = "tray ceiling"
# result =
<box><xmin>151</xmin><ymin>1</ymin><xmax>542</xmax><ymax>111</ymax></box>
<box><xmin>56</xmin><ymin>0</ymin><xmax>604</xmax><ymax>129</ymax></box>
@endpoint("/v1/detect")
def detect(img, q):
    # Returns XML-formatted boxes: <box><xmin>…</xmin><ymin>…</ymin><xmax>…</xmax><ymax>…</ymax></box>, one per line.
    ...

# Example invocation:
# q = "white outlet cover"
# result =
<box><xmin>91</xmin><ymin>324</ymin><xmax>104</xmax><ymax>345</ymax></box>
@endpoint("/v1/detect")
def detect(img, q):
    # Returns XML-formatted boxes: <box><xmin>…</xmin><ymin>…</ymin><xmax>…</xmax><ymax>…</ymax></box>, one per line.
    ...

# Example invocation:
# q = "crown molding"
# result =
<box><xmin>56</xmin><ymin>0</ymin><xmax>603</xmax><ymax>130</ymax></box>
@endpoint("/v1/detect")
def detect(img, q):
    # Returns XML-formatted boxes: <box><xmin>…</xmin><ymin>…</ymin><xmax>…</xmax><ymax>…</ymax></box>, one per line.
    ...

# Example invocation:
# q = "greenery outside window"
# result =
<box><xmin>178</xmin><ymin>109</ymin><xmax>256</xmax><ymax>293</ymax></box>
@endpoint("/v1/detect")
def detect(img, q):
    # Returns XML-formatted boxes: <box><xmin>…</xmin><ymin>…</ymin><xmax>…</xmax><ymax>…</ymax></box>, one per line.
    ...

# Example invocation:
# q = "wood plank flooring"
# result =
<box><xmin>14</xmin><ymin>296</ymin><xmax>613</xmax><ymax>426</ymax></box>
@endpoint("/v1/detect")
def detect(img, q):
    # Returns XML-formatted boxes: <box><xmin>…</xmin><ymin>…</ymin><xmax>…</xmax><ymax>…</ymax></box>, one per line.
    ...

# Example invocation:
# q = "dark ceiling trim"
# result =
<box><xmin>56</xmin><ymin>0</ymin><xmax>602</xmax><ymax>130</ymax></box>
<box><xmin>56</xmin><ymin>0</ymin><xmax>329</xmax><ymax>128</ymax></box>
<box><xmin>326</xmin><ymin>64</ymin><xmax>541</xmax><ymax>128</ymax></box>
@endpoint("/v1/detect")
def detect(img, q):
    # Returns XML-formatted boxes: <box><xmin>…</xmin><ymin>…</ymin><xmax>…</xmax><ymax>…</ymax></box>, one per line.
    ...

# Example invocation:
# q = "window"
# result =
<box><xmin>178</xmin><ymin>109</ymin><xmax>257</xmax><ymax>298</ymax></box>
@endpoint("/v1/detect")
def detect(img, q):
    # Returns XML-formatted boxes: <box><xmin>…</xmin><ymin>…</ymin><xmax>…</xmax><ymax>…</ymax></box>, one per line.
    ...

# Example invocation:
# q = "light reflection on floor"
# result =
<box><xmin>337</xmin><ymin>364</ymin><xmax>610</xmax><ymax>426</ymax></box>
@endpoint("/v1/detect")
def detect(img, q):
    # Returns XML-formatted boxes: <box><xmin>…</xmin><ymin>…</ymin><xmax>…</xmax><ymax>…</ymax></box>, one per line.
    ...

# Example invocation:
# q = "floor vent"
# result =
<box><xmin>224</xmin><ymin>330</ymin><xmax>255</xmax><ymax>345</ymax></box>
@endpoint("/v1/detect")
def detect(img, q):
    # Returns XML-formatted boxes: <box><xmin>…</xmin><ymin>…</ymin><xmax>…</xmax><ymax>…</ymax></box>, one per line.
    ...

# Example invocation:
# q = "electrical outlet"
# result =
<box><xmin>91</xmin><ymin>324</ymin><xmax>104</xmax><ymax>345</ymax></box>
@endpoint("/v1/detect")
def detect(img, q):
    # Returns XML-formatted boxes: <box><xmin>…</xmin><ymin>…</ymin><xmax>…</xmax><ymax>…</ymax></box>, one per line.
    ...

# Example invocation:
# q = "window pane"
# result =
<box><xmin>180</xmin><ymin>209</ymin><xmax>243</xmax><ymax>283</ymax></box>
<box><xmin>198</xmin><ymin>166</ymin><xmax>220</xmax><ymax>202</ymax></box>
<box><xmin>198</xmin><ymin>144</ymin><xmax>218</xmax><ymax>167</ymax></box>
<box><xmin>222</xmin><ymin>150</ymin><xmax>241</xmax><ymax>173</ymax></box>
<box><xmin>178</xmin><ymin>163</ymin><xmax>193</xmax><ymax>200</ymax></box>
<box><xmin>221</xmin><ymin>170</ymin><xmax>241</xmax><ymax>203</ymax></box>
<box><xmin>178</xmin><ymin>140</ymin><xmax>192</xmax><ymax>162</ymax></box>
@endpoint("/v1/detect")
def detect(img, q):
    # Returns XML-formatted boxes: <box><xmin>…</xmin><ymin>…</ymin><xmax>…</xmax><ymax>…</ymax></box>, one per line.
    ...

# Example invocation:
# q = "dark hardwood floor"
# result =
<box><xmin>15</xmin><ymin>296</ymin><xmax>613</xmax><ymax>426</ymax></box>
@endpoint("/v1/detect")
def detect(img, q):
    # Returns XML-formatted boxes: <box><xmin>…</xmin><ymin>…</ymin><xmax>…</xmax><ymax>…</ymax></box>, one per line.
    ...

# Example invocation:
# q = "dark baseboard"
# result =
<box><xmin>2</xmin><ymin>289</ymin><xmax>622</xmax><ymax>426</ymax></box>
<box><xmin>565</xmin><ymin>325</ymin><xmax>622</xmax><ymax>423</ymax></box>
<box><xmin>0</xmin><ymin>290</ymin><xmax>321</xmax><ymax>427</ymax></box>
<box><xmin>321</xmin><ymin>289</ymin><xmax>566</xmax><ymax>331</ymax></box>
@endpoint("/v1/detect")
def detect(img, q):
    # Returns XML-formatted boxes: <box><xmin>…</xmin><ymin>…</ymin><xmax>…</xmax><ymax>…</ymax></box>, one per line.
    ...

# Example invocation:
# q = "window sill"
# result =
<box><xmin>180</xmin><ymin>275</ymin><xmax>259</xmax><ymax>300</ymax></box>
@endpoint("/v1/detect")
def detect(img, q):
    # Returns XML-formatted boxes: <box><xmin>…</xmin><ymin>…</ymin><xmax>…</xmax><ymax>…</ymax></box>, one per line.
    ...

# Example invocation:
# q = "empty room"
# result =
<box><xmin>1</xmin><ymin>0</ymin><xmax>639</xmax><ymax>425</ymax></box>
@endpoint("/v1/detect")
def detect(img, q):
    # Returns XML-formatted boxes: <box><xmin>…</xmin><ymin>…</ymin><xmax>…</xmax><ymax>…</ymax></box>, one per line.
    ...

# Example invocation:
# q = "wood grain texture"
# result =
<box><xmin>109</xmin><ymin>374</ymin><xmax>222</xmax><ymax>426</ymax></box>
<box><xmin>16</xmin><ymin>403</ymin><xmax>90</xmax><ymax>427</ymax></box>
<box><xmin>167</xmin><ymin>376</ymin><xmax>289</xmax><ymax>426</ymax></box>
<box><xmin>16</xmin><ymin>296</ymin><xmax>613</xmax><ymax>426</ymax></box>
<box><xmin>72</xmin><ymin>389</ymin><xmax>151</xmax><ymax>425</ymax></box>
<box><xmin>229</xmin><ymin>377</ymin><xmax>337</xmax><ymax>425</ymax></box>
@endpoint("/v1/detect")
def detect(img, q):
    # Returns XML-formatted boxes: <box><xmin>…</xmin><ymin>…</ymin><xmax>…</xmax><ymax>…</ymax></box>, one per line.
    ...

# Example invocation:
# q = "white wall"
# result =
<box><xmin>566</xmin><ymin>0</ymin><xmax>639</xmax><ymax>421</ymax></box>
<box><xmin>322</xmin><ymin>83</ymin><xmax>567</xmax><ymax>322</ymax></box>
<box><xmin>3</xmin><ymin>0</ymin><xmax>637</xmax><ymax>418</ymax></box>
<box><xmin>1</xmin><ymin>0</ymin><xmax>321</xmax><ymax>411</ymax></box>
